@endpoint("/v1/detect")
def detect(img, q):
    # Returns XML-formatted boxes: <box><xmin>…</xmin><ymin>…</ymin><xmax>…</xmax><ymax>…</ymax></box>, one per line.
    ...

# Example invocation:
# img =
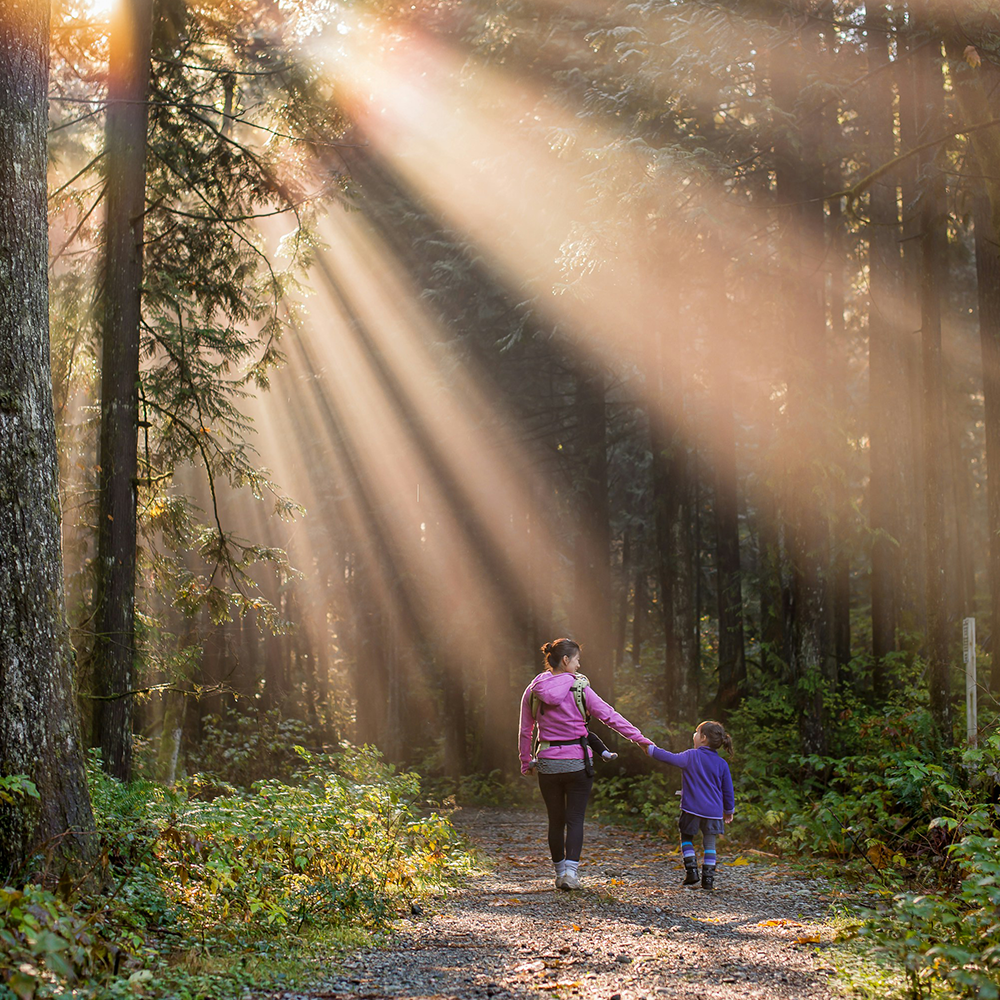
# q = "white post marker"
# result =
<box><xmin>963</xmin><ymin>617</ymin><xmax>977</xmax><ymax>746</ymax></box>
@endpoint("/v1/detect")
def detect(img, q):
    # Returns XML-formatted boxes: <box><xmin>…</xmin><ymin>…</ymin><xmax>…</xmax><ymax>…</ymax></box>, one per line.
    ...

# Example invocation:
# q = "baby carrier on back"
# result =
<box><xmin>530</xmin><ymin>673</ymin><xmax>594</xmax><ymax>775</ymax></box>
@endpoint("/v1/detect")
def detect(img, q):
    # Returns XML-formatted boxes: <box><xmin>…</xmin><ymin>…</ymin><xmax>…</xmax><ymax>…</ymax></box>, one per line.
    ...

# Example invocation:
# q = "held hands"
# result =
<box><xmin>646</xmin><ymin>743</ymin><xmax>658</xmax><ymax>756</ymax></box>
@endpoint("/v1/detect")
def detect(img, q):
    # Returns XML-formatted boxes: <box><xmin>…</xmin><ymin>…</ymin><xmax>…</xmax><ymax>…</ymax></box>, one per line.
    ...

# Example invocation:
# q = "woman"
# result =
<box><xmin>518</xmin><ymin>637</ymin><xmax>652</xmax><ymax>890</ymax></box>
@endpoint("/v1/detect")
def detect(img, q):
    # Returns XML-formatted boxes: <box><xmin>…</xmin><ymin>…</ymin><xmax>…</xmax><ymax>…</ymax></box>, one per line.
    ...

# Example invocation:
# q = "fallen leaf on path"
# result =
<box><xmin>795</xmin><ymin>934</ymin><xmax>822</xmax><ymax>944</ymax></box>
<box><xmin>729</xmin><ymin>857</ymin><xmax>750</xmax><ymax>866</ymax></box>
<box><xmin>757</xmin><ymin>919</ymin><xmax>803</xmax><ymax>927</ymax></box>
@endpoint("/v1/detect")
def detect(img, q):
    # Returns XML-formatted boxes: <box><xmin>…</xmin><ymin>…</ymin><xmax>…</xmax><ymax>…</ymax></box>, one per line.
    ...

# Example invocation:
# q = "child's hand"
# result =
<box><xmin>724</xmin><ymin>813</ymin><xmax>733</xmax><ymax>823</ymax></box>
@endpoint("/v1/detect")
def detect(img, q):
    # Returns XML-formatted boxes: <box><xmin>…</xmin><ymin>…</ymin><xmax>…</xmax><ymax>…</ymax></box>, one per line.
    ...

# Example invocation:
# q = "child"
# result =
<box><xmin>646</xmin><ymin>721</ymin><xmax>735</xmax><ymax>891</ymax></box>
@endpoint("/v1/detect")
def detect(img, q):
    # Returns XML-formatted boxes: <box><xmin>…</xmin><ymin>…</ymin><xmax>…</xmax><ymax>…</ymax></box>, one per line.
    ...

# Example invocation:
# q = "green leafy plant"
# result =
<box><xmin>2</xmin><ymin>744</ymin><xmax>474</xmax><ymax>1000</ymax></box>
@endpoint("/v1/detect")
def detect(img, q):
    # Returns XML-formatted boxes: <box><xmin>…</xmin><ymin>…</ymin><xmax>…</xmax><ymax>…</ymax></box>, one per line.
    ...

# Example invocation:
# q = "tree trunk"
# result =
<box><xmin>946</xmin><ymin>379</ymin><xmax>975</xmax><ymax>622</ymax></box>
<box><xmin>441</xmin><ymin>661</ymin><xmax>467</xmax><ymax>780</ymax></box>
<box><xmin>93</xmin><ymin>0</ymin><xmax>155</xmax><ymax>782</ymax></box>
<box><xmin>155</xmin><ymin>622</ymin><xmax>198</xmax><ymax>786</ymax></box>
<box><xmin>572</xmin><ymin>361</ymin><xmax>614</xmax><ymax>700</ymax></box>
<box><xmin>633</xmin><ymin>565</ymin><xmax>646</xmax><ymax>665</ymax></box>
<box><xmin>974</xmin><ymin>188</ymin><xmax>1000</xmax><ymax>692</ymax></box>
<box><xmin>651</xmin><ymin>311</ymin><xmax>696</xmax><ymax>719</ymax></box>
<box><xmin>773</xmin><ymin>27</ymin><xmax>833</xmax><ymax>756</ymax></box>
<box><xmin>711</xmin><ymin>342</ymin><xmax>746</xmax><ymax>718</ymax></box>
<box><xmin>614</xmin><ymin>530</ymin><xmax>631</xmax><ymax>672</ymax></box>
<box><xmin>866</xmin><ymin>3</ymin><xmax>907</xmax><ymax>691</ymax></box>
<box><xmin>916</xmin><ymin>37</ymin><xmax>953</xmax><ymax>743</ymax></box>
<box><xmin>898</xmin><ymin>31</ymin><xmax>927</xmax><ymax>641</ymax></box>
<box><xmin>827</xmin><ymin>177</ymin><xmax>852</xmax><ymax>673</ymax></box>
<box><xmin>0</xmin><ymin>0</ymin><xmax>96</xmax><ymax>872</ymax></box>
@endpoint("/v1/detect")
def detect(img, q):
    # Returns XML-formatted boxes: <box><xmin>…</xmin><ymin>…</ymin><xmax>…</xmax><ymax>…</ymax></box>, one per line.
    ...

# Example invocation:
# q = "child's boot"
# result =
<box><xmin>701</xmin><ymin>864</ymin><xmax>716</xmax><ymax>891</ymax></box>
<box><xmin>682</xmin><ymin>860</ymin><xmax>700</xmax><ymax>886</ymax></box>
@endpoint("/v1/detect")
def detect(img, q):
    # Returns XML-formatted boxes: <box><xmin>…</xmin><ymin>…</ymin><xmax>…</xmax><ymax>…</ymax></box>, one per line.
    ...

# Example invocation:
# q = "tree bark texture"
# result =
<box><xmin>711</xmin><ymin>338</ymin><xmax>746</xmax><ymax>719</ymax></box>
<box><xmin>572</xmin><ymin>361</ymin><xmax>614</xmax><ymax>701</ymax></box>
<box><xmin>898</xmin><ymin>33</ymin><xmax>928</xmax><ymax>639</ymax></box>
<box><xmin>827</xmin><ymin>179</ymin><xmax>852</xmax><ymax>672</ymax></box>
<box><xmin>916</xmin><ymin>38</ymin><xmax>953</xmax><ymax>743</ymax></box>
<box><xmin>651</xmin><ymin>314</ymin><xmax>697</xmax><ymax>719</ymax></box>
<box><xmin>94</xmin><ymin>0</ymin><xmax>155</xmax><ymax>781</ymax></box>
<box><xmin>0</xmin><ymin>0</ymin><xmax>96</xmax><ymax>873</ymax></box>
<box><xmin>974</xmin><ymin>188</ymin><xmax>1000</xmax><ymax>694</ymax></box>
<box><xmin>773</xmin><ymin>28</ymin><xmax>832</xmax><ymax>756</ymax></box>
<box><xmin>866</xmin><ymin>4</ymin><xmax>907</xmax><ymax>687</ymax></box>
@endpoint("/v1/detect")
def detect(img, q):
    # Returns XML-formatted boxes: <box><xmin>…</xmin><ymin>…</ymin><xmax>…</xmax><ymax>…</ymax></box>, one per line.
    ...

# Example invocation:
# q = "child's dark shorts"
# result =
<box><xmin>679</xmin><ymin>811</ymin><xmax>725</xmax><ymax>838</ymax></box>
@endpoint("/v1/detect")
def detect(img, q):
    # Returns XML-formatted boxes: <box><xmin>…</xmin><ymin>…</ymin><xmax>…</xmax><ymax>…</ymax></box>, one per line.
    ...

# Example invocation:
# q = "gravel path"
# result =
<box><xmin>265</xmin><ymin>806</ymin><xmax>857</xmax><ymax>1000</ymax></box>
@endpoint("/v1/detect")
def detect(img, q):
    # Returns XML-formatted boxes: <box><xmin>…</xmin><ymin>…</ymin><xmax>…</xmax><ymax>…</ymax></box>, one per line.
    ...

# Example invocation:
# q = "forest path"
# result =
<box><xmin>268</xmin><ymin>806</ymin><xmax>859</xmax><ymax>1000</ymax></box>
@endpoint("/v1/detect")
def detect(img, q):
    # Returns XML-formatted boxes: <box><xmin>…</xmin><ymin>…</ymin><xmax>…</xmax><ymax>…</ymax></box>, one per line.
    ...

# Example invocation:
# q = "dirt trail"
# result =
<box><xmin>266</xmin><ymin>806</ymin><xmax>857</xmax><ymax>1000</ymax></box>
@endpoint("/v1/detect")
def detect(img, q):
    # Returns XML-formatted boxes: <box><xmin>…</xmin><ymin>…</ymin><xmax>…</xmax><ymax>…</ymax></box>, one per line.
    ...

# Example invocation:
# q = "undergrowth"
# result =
<box><xmin>590</xmin><ymin>673</ymin><xmax>1000</xmax><ymax>1000</ymax></box>
<box><xmin>0</xmin><ymin>744</ymin><xmax>476</xmax><ymax>1000</ymax></box>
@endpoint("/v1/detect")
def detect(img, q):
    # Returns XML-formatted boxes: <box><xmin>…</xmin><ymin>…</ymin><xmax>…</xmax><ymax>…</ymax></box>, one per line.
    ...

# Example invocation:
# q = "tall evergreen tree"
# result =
<box><xmin>92</xmin><ymin>0</ymin><xmax>155</xmax><ymax>782</ymax></box>
<box><xmin>0</xmin><ymin>0</ymin><xmax>95</xmax><ymax>872</ymax></box>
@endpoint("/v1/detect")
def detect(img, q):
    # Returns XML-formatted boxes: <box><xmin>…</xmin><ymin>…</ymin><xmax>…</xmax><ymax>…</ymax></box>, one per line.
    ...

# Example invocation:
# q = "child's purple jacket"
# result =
<box><xmin>518</xmin><ymin>671</ymin><xmax>651</xmax><ymax>774</ymax></box>
<box><xmin>649</xmin><ymin>745</ymin><xmax>735</xmax><ymax>819</ymax></box>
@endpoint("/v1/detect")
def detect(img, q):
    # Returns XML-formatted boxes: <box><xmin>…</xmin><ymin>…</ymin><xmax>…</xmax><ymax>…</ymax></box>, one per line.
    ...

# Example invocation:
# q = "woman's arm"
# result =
<box><xmin>518</xmin><ymin>686</ymin><xmax>536</xmax><ymax>773</ymax></box>
<box><xmin>584</xmin><ymin>688</ymin><xmax>652</xmax><ymax>747</ymax></box>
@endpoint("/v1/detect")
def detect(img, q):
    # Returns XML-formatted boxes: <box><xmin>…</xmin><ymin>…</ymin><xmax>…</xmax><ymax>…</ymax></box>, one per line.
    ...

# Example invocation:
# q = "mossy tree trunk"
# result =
<box><xmin>0</xmin><ymin>0</ymin><xmax>96</xmax><ymax>873</ymax></box>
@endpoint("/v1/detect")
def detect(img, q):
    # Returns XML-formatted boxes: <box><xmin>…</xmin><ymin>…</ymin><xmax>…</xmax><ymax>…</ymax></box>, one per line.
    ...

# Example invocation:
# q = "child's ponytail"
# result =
<box><xmin>697</xmin><ymin>720</ymin><xmax>733</xmax><ymax>756</ymax></box>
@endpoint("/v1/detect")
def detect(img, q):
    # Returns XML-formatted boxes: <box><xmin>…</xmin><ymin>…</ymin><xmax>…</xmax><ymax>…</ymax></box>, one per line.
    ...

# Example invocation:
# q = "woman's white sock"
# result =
<box><xmin>564</xmin><ymin>860</ymin><xmax>580</xmax><ymax>875</ymax></box>
<box><xmin>555</xmin><ymin>859</ymin><xmax>568</xmax><ymax>877</ymax></box>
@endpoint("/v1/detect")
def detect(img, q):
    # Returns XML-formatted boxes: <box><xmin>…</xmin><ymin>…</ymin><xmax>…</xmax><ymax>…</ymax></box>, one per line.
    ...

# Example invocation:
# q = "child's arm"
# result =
<box><xmin>646</xmin><ymin>745</ymin><xmax>691</xmax><ymax>768</ymax></box>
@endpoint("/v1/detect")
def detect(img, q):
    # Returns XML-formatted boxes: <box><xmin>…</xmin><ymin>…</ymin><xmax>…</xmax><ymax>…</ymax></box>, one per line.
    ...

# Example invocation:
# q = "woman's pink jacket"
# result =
<box><xmin>518</xmin><ymin>670</ymin><xmax>651</xmax><ymax>774</ymax></box>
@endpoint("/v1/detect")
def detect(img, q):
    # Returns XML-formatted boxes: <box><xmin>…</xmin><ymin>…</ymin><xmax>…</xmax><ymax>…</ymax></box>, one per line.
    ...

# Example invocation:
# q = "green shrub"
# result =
<box><xmin>0</xmin><ymin>882</ymin><xmax>117</xmax><ymax>1000</ymax></box>
<box><xmin>186</xmin><ymin>709</ymin><xmax>313</xmax><ymax>788</ymax></box>
<box><xmin>2</xmin><ymin>744</ymin><xmax>474</xmax><ymax>1000</ymax></box>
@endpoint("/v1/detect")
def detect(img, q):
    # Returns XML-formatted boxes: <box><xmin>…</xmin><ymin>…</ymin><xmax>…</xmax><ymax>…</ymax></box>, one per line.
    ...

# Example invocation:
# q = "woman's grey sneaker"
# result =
<box><xmin>560</xmin><ymin>871</ymin><xmax>582</xmax><ymax>890</ymax></box>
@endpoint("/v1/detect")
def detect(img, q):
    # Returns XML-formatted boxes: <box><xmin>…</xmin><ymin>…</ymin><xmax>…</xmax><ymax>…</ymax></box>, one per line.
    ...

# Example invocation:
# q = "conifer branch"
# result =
<box><xmin>50</xmin><ymin>182</ymin><xmax>106</xmax><ymax>267</ymax></box>
<box><xmin>48</xmin><ymin>151</ymin><xmax>105</xmax><ymax>202</ymax></box>
<box><xmin>827</xmin><ymin>116</ymin><xmax>1000</xmax><ymax>213</ymax></box>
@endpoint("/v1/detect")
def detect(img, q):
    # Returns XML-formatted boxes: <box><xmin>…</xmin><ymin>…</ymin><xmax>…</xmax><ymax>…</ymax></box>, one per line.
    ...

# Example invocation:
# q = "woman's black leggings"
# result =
<box><xmin>537</xmin><ymin>769</ymin><xmax>594</xmax><ymax>862</ymax></box>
